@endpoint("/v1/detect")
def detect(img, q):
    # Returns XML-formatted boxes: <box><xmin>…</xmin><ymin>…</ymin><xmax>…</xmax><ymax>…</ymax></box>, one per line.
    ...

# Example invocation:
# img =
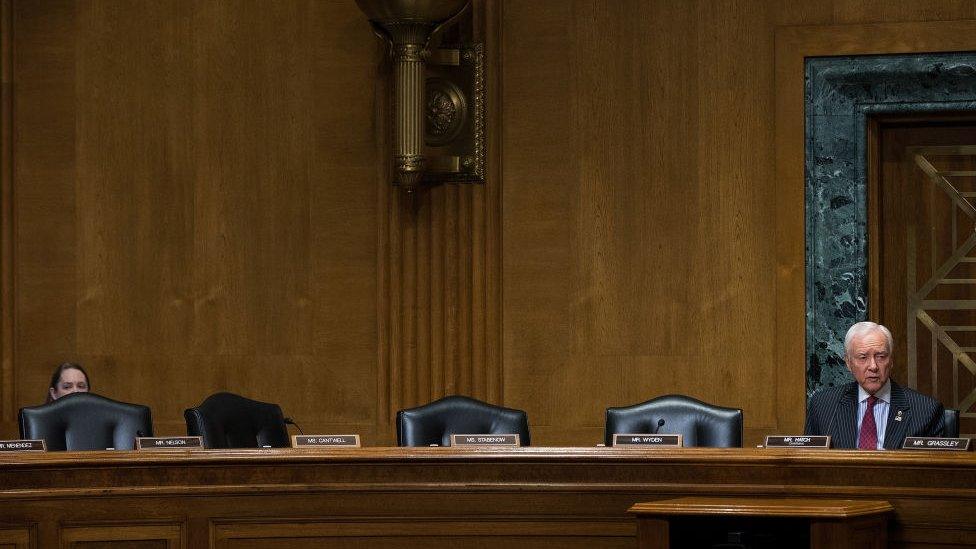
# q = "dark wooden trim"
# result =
<box><xmin>0</xmin><ymin>0</ymin><xmax>14</xmax><ymax>425</ymax></box>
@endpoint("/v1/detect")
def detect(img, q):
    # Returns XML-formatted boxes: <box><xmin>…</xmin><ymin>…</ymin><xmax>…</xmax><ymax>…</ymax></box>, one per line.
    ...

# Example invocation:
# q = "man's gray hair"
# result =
<box><xmin>844</xmin><ymin>321</ymin><xmax>893</xmax><ymax>356</ymax></box>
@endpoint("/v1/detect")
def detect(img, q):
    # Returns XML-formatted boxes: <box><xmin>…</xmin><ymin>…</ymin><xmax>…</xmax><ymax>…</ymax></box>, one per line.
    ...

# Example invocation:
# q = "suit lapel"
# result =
<box><xmin>834</xmin><ymin>384</ymin><xmax>858</xmax><ymax>449</ymax></box>
<box><xmin>883</xmin><ymin>381</ymin><xmax>910</xmax><ymax>450</ymax></box>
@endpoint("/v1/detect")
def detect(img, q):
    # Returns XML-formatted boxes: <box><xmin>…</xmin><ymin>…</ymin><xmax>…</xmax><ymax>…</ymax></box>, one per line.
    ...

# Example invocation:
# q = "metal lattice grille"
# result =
<box><xmin>908</xmin><ymin>145</ymin><xmax>976</xmax><ymax>420</ymax></box>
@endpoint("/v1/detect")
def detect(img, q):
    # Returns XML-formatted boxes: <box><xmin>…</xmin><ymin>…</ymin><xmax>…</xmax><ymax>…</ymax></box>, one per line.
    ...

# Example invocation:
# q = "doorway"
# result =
<box><xmin>871</xmin><ymin>115</ymin><xmax>976</xmax><ymax>436</ymax></box>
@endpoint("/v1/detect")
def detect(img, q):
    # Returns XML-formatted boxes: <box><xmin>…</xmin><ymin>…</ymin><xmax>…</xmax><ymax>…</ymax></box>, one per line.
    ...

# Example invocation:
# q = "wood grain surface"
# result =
<box><xmin>629</xmin><ymin>497</ymin><xmax>894</xmax><ymax>518</ymax></box>
<box><xmin>2</xmin><ymin>0</ymin><xmax>976</xmax><ymax>447</ymax></box>
<box><xmin>0</xmin><ymin>448</ymin><xmax>974</xmax><ymax>548</ymax></box>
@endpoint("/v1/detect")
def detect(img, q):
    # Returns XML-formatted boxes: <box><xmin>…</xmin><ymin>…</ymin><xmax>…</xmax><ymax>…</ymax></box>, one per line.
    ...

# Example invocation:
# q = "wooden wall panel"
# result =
<box><xmin>385</xmin><ymin>169</ymin><xmax>502</xmax><ymax>416</ymax></box>
<box><xmin>0</xmin><ymin>1</ymin><xmax>388</xmax><ymax>441</ymax></box>
<box><xmin>830</xmin><ymin>0</ymin><xmax>975</xmax><ymax>23</ymax></box>
<box><xmin>692</xmin><ymin>0</ymin><xmax>777</xmax><ymax>433</ymax></box>
<box><xmin>62</xmin><ymin>524</ymin><xmax>182</xmax><ymax>548</ymax></box>
<box><xmin>0</xmin><ymin>0</ymin><xmax>502</xmax><ymax>444</ymax></box>
<box><xmin>9</xmin><ymin>0</ymin><xmax>79</xmax><ymax>415</ymax></box>
<box><xmin>0</xmin><ymin>528</ymin><xmax>31</xmax><ymax>549</ymax></box>
<box><xmin>500</xmin><ymin>0</ymin><xmax>578</xmax><ymax>440</ymax></box>
<box><xmin>0</xmin><ymin>0</ymin><xmax>13</xmax><ymax>424</ymax></box>
<box><xmin>500</xmin><ymin>0</ymin><xmax>976</xmax><ymax>445</ymax></box>
<box><xmin>2</xmin><ymin>0</ymin><xmax>975</xmax><ymax>448</ymax></box>
<box><xmin>501</xmin><ymin>0</ymin><xmax>777</xmax><ymax>446</ymax></box>
<box><xmin>213</xmin><ymin>520</ymin><xmax>632</xmax><ymax>549</ymax></box>
<box><xmin>383</xmin><ymin>0</ymin><xmax>503</xmax><ymax>418</ymax></box>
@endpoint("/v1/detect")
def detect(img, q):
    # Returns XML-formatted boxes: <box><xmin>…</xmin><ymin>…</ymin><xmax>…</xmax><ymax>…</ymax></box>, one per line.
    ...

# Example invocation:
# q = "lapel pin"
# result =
<box><xmin>895</xmin><ymin>410</ymin><xmax>903</xmax><ymax>422</ymax></box>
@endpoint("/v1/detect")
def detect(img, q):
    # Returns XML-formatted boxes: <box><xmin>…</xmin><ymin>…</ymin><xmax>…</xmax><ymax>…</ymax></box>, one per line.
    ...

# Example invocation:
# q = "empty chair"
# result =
<box><xmin>397</xmin><ymin>395</ymin><xmax>530</xmax><ymax>447</ymax></box>
<box><xmin>19</xmin><ymin>392</ymin><xmax>153</xmax><ymax>451</ymax></box>
<box><xmin>944</xmin><ymin>408</ymin><xmax>960</xmax><ymax>438</ymax></box>
<box><xmin>605</xmin><ymin>394</ymin><xmax>743</xmax><ymax>448</ymax></box>
<box><xmin>184</xmin><ymin>392</ymin><xmax>289</xmax><ymax>449</ymax></box>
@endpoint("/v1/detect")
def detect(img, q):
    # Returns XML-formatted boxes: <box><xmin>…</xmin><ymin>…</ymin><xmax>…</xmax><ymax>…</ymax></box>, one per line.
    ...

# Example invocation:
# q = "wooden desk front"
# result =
<box><xmin>630</xmin><ymin>497</ymin><xmax>895</xmax><ymax>549</ymax></box>
<box><xmin>0</xmin><ymin>447</ymin><xmax>974</xmax><ymax>548</ymax></box>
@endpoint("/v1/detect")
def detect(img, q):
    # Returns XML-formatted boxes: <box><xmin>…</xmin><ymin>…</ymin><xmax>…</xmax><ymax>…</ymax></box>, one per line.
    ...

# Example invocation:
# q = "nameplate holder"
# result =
<box><xmin>764</xmin><ymin>435</ymin><xmax>831</xmax><ymax>449</ymax></box>
<box><xmin>292</xmin><ymin>435</ymin><xmax>361</xmax><ymax>448</ymax></box>
<box><xmin>450</xmin><ymin>434</ymin><xmax>520</xmax><ymax>447</ymax></box>
<box><xmin>901</xmin><ymin>437</ymin><xmax>971</xmax><ymax>451</ymax></box>
<box><xmin>0</xmin><ymin>439</ymin><xmax>46</xmax><ymax>452</ymax></box>
<box><xmin>136</xmin><ymin>436</ymin><xmax>203</xmax><ymax>450</ymax></box>
<box><xmin>612</xmin><ymin>434</ymin><xmax>683</xmax><ymax>447</ymax></box>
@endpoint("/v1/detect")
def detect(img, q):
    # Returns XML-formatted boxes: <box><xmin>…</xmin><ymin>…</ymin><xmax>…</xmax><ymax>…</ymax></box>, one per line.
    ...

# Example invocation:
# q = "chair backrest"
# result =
<box><xmin>396</xmin><ymin>395</ymin><xmax>530</xmax><ymax>447</ymax></box>
<box><xmin>944</xmin><ymin>408</ymin><xmax>960</xmax><ymax>438</ymax></box>
<box><xmin>19</xmin><ymin>392</ymin><xmax>153</xmax><ymax>451</ymax></box>
<box><xmin>605</xmin><ymin>394</ymin><xmax>743</xmax><ymax>447</ymax></box>
<box><xmin>184</xmin><ymin>392</ymin><xmax>289</xmax><ymax>449</ymax></box>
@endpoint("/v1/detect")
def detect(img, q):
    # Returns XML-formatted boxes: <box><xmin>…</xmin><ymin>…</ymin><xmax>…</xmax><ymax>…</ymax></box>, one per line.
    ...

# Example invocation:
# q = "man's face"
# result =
<box><xmin>845</xmin><ymin>330</ymin><xmax>892</xmax><ymax>395</ymax></box>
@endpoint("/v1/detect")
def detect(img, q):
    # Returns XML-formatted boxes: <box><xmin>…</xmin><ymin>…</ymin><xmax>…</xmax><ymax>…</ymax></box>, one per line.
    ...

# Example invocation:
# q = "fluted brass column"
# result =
<box><xmin>355</xmin><ymin>0</ymin><xmax>470</xmax><ymax>190</ymax></box>
<box><xmin>394</xmin><ymin>43</ymin><xmax>426</xmax><ymax>188</ymax></box>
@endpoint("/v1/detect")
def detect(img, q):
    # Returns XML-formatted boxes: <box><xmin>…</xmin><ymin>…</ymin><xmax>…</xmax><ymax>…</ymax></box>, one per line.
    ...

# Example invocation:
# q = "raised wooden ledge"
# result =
<box><xmin>629</xmin><ymin>497</ymin><xmax>895</xmax><ymax>519</ymax></box>
<box><xmin>1</xmin><ymin>446</ymin><xmax>975</xmax><ymax>468</ymax></box>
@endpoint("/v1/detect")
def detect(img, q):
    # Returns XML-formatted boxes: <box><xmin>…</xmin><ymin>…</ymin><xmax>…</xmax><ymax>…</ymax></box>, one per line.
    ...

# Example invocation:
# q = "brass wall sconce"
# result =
<box><xmin>355</xmin><ymin>0</ymin><xmax>485</xmax><ymax>191</ymax></box>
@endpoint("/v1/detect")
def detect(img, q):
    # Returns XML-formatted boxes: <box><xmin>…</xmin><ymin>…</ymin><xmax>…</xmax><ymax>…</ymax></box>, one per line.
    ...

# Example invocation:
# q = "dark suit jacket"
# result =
<box><xmin>804</xmin><ymin>380</ymin><xmax>944</xmax><ymax>449</ymax></box>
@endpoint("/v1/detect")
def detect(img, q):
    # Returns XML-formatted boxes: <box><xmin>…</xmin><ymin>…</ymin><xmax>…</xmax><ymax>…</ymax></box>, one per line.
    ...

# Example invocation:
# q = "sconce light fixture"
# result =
<box><xmin>355</xmin><ymin>0</ymin><xmax>485</xmax><ymax>191</ymax></box>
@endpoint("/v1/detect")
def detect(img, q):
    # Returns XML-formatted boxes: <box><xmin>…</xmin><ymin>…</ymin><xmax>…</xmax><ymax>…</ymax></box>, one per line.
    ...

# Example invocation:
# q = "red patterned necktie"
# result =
<box><xmin>858</xmin><ymin>395</ymin><xmax>878</xmax><ymax>450</ymax></box>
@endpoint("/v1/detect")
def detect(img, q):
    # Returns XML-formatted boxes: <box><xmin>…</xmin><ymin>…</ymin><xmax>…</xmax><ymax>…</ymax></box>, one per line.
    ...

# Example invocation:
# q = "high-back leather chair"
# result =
<box><xmin>184</xmin><ymin>392</ymin><xmax>289</xmax><ymax>449</ymax></box>
<box><xmin>944</xmin><ymin>408</ymin><xmax>960</xmax><ymax>438</ymax></box>
<box><xmin>397</xmin><ymin>395</ymin><xmax>530</xmax><ymax>447</ymax></box>
<box><xmin>19</xmin><ymin>392</ymin><xmax>153</xmax><ymax>451</ymax></box>
<box><xmin>605</xmin><ymin>394</ymin><xmax>743</xmax><ymax>447</ymax></box>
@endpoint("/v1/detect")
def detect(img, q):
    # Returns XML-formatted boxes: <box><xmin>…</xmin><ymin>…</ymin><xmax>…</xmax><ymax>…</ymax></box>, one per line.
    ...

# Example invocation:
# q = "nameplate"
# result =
<box><xmin>902</xmin><ymin>437</ymin><xmax>972</xmax><ymax>451</ymax></box>
<box><xmin>136</xmin><ymin>436</ymin><xmax>203</xmax><ymax>450</ymax></box>
<box><xmin>292</xmin><ymin>435</ymin><xmax>361</xmax><ymax>448</ymax></box>
<box><xmin>612</xmin><ymin>434</ymin><xmax>683</xmax><ymax>447</ymax></box>
<box><xmin>764</xmin><ymin>435</ymin><xmax>831</xmax><ymax>448</ymax></box>
<box><xmin>0</xmin><ymin>439</ymin><xmax>46</xmax><ymax>452</ymax></box>
<box><xmin>450</xmin><ymin>434</ymin><xmax>520</xmax><ymax>447</ymax></box>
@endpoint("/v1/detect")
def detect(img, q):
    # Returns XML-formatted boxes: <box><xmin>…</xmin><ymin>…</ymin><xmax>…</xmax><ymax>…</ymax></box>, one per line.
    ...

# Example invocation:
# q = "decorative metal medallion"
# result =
<box><xmin>425</xmin><ymin>78</ymin><xmax>466</xmax><ymax>146</ymax></box>
<box><xmin>422</xmin><ymin>44</ymin><xmax>486</xmax><ymax>184</ymax></box>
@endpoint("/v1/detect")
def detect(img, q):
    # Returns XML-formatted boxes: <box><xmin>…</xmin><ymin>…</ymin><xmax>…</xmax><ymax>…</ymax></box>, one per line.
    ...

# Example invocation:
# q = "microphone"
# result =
<box><xmin>284</xmin><ymin>417</ymin><xmax>304</xmax><ymax>435</ymax></box>
<box><xmin>653</xmin><ymin>419</ymin><xmax>665</xmax><ymax>434</ymax></box>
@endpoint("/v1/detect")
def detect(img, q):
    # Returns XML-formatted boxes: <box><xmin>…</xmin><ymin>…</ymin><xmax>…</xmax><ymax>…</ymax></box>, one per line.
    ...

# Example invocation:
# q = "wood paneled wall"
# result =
<box><xmin>2</xmin><ymin>0</ymin><xmax>975</xmax><ymax>445</ymax></box>
<box><xmin>1</xmin><ymin>0</ymin><xmax>392</xmax><ymax>440</ymax></box>
<box><xmin>383</xmin><ymin>1</ymin><xmax>504</xmax><ymax>418</ymax></box>
<box><xmin>500</xmin><ymin>0</ymin><xmax>976</xmax><ymax>445</ymax></box>
<box><xmin>377</xmin><ymin>1</ymin><xmax>505</xmax><ymax>431</ymax></box>
<box><xmin>0</xmin><ymin>0</ymin><xmax>503</xmax><ymax>443</ymax></box>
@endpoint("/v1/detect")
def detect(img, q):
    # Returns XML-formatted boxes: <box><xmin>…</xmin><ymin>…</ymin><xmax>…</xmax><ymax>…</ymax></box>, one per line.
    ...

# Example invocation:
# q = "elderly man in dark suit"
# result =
<box><xmin>805</xmin><ymin>321</ymin><xmax>945</xmax><ymax>449</ymax></box>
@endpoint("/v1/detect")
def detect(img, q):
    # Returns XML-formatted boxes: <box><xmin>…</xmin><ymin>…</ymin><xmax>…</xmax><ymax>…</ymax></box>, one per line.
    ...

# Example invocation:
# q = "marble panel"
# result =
<box><xmin>805</xmin><ymin>53</ymin><xmax>976</xmax><ymax>395</ymax></box>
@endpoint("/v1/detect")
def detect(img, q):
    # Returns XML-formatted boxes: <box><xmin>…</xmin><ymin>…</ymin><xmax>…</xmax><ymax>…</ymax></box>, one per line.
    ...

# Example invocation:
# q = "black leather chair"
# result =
<box><xmin>396</xmin><ymin>395</ymin><xmax>530</xmax><ymax>447</ymax></box>
<box><xmin>944</xmin><ymin>408</ymin><xmax>960</xmax><ymax>438</ymax></box>
<box><xmin>184</xmin><ymin>392</ymin><xmax>289</xmax><ymax>449</ymax></box>
<box><xmin>19</xmin><ymin>392</ymin><xmax>153</xmax><ymax>451</ymax></box>
<box><xmin>605</xmin><ymin>394</ymin><xmax>743</xmax><ymax>447</ymax></box>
